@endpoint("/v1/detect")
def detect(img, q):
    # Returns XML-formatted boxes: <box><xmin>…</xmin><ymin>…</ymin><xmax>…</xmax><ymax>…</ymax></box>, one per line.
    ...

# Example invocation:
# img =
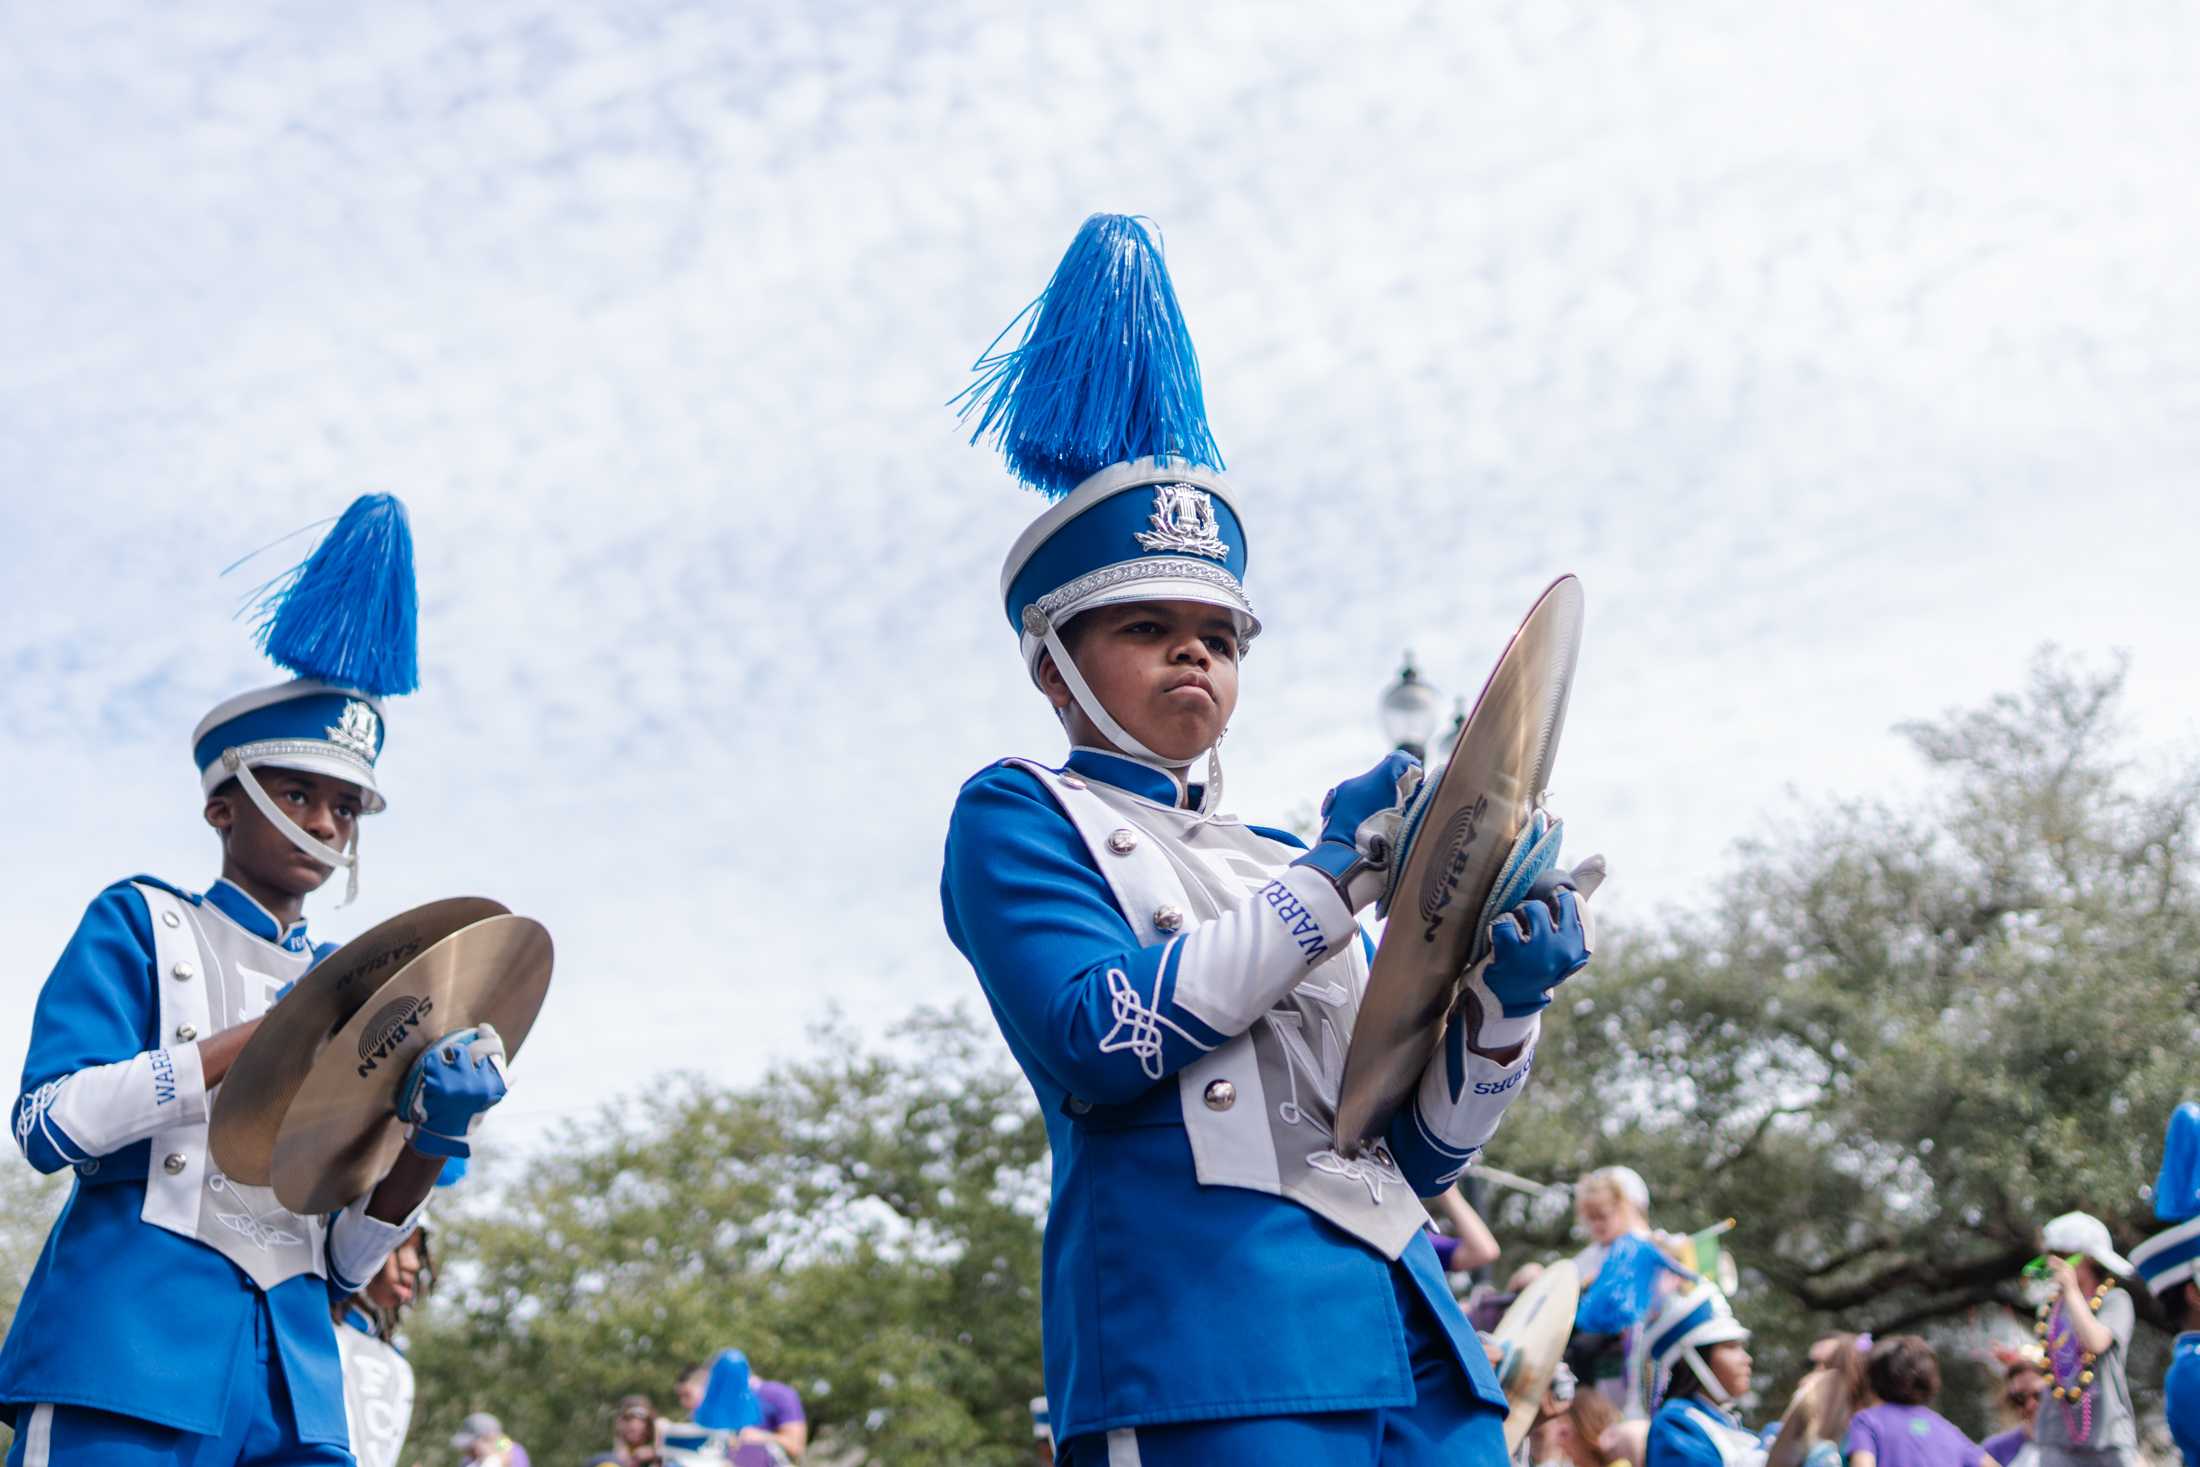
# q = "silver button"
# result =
<box><xmin>1060</xmin><ymin>775</ymin><xmax>1086</xmax><ymax>790</ymax></box>
<box><xmin>170</xmin><ymin>960</ymin><xmax>196</xmax><ymax>982</ymax></box>
<box><xmin>1107</xmin><ymin>828</ymin><xmax>1139</xmax><ymax>855</ymax></box>
<box><xmin>174</xmin><ymin>1024</ymin><xmax>198</xmax><ymax>1043</ymax></box>
<box><xmin>162</xmin><ymin>1153</ymin><xmax>188</xmax><ymax>1175</ymax></box>
<box><xmin>76</xmin><ymin>1159</ymin><xmax>99</xmax><ymax>1177</ymax></box>
<box><xmin>160</xmin><ymin>910</ymin><xmax>181</xmax><ymax>929</ymax></box>
<box><xmin>1203</xmin><ymin>1079</ymin><xmax>1236</xmax><ymax>1112</ymax></box>
<box><xmin>1153</xmin><ymin>904</ymin><xmax>1185</xmax><ymax>933</ymax></box>
<box><xmin>1067</xmin><ymin>1098</ymin><xmax>1092</xmax><ymax>1115</ymax></box>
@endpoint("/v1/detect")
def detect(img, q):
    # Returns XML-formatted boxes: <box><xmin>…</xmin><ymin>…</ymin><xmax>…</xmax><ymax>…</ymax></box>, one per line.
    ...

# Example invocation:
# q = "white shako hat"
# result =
<box><xmin>960</xmin><ymin>214</ymin><xmax>1253</xmax><ymax>813</ymax></box>
<box><xmin>1647</xmin><ymin>1280</ymin><xmax>1751</xmax><ymax>1403</ymax></box>
<box><xmin>192</xmin><ymin>493</ymin><xmax>420</xmax><ymax>903</ymax></box>
<box><xmin>2132</xmin><ymin>1102</ymin><xmax>2200</xmax><ymax>1299</ymax></box>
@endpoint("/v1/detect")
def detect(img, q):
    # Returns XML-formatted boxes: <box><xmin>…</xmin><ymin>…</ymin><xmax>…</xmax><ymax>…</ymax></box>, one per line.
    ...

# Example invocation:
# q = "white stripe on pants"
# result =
<box><xmin>18</xmin><ymin>1405</ymin><xmax>53</xmax><ymax>1467</ymax></box>
<box><xmin>1107</xmin><ymin>1426</ymin><xmax>1141</xmax><ymax>1466</ymax></box>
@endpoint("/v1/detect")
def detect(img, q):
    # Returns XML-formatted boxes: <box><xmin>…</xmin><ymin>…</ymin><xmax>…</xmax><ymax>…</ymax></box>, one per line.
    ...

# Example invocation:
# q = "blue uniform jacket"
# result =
<box><xmin>2169</xmin><ymin>1332</ymin><xmax>2200</xmax><ymax>1467</ymax></box>
<box><xmin>0</xmin><ymin>879</ymin><xmax>361</xmax><ymax>1445</ymax></box>
<box><xmin>941</xmin><ymin>753</ymin><xmax>1509</xmax><ymax>1441</ymax></box>
<box><xmin>1647</xmin><ymin>1395</ymin><xmax>1746</xmax><ymax>1467</ymax></box>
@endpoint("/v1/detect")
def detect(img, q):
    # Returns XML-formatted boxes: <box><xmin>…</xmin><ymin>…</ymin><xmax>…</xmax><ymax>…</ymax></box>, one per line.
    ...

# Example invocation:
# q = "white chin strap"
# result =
<box><xmin>221</xmin><ymin>749</ymin><xmax>361</xmax><ymax>906</ymax></box>
<box><xmin>1038</xmin><ymin>622</ymin><xmax>1224</xmax><ymax>821</ymax></box>
<box><xmin>1681</xmin><ymin>1345</ymin><xmax>1733</xmax><ymax>1405</ymax></box>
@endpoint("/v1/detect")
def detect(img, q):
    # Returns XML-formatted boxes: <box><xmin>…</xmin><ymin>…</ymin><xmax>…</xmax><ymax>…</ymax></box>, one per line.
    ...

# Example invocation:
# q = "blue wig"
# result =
<box><xmin>694</xmin><ymin>1347</ymin><xmax>764</xmax><ymax>1431</ymax></box>
<box><xmin>2158</xmin><ymin>1101</ymin><xmax>2200</xmax><ymax>1224</ymax></box>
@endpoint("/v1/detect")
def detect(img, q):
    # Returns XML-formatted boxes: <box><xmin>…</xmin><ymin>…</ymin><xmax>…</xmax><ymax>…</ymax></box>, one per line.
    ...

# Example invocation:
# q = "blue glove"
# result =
<box><xmin>1459</xmin><ymin>859</ymin><xmax>1600</xmax><ymax>1050</ymax></box>
<box><xmin>1292</xmin><ymin>751</ymin><xmax>1424</xmax><ymax>912</ymax></box>
<box><xmin>396</xmin><ymin>1024</ymin><xmax>509</xmax><ymax>1158</ymax></box>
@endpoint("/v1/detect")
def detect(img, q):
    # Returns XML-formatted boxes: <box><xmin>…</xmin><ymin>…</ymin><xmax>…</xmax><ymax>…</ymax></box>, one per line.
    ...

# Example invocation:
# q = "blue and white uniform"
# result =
<box><xmin>2165</xmin><ymin>1334</ymin><xmax>2200</xmax><ymax>1467</ymax></box>
<box><xmin>2133</xmin><ymin>1103</ymin><xmax>2200</xmax><ymax>1467</ymax></box>
<box><xmin>1647</xmin><ymin>1397</ymin><xmax>1765</xmax><ymax>1467</ymax></box>
<box><xmin>1641</xmin><ymin>1284</ymin><xmax>1762</xmax><ymax>1467</ymax></box>
<box><xmin>946</xmin><ymin>212</ymin><xmax>1589</xmax><ymax>1465</ymax></box>
<box><xmin>944</xmin><ymin>748</ymin><xmax>1527</xmax><ymax>1461</ymax></box>
<box><xmin>1</xmin><ymin>878</ymin><xmax>418</xmax><ymax>1463</ymax></box>
<box><xmin>1</xmin><ymin>495</ymin><xmax>464</xmax><ymax>1466</ymax></box>
<box><xmin>333</xmin><ymin>1309</ymin><xmax>415</xmax><ymax>1467</ymax></box>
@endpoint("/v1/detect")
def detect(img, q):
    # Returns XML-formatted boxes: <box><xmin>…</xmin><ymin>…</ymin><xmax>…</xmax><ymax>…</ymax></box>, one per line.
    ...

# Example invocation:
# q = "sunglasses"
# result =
<box><xmin>2021</xmin><ymin>1253</ymin><xmax>2085</xmax><ymax>1280</ymax></box>
<box><xmin>2005</xmin><ymin>1389</ymin><xmax>2042</xmax><ymax>1408</ymax></box>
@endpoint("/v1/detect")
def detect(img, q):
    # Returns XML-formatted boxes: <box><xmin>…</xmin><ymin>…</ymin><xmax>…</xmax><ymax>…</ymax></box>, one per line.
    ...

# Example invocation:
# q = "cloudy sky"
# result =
<box><xmin>3</xmin><ymin>2</ymin><xmax>2195</xmax><ymax>1154</ymax></box>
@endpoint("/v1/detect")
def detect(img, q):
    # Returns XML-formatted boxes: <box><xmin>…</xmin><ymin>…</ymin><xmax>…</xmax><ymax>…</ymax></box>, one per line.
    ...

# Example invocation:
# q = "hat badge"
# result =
<box><xmin>326</xmin><ymin>699</ymin><xmax>381</xmax><ymax>761</ymax></box>
<box><xmin>1134</xmin><ymin>484</ymin><xmax>1229</xmax><ymax>560</ymax></box>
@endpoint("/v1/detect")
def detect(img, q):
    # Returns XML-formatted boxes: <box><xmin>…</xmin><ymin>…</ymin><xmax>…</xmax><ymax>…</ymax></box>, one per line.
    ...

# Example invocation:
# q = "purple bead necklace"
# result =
<box><xmin>2037</xmin><ymin>1281</ymin><xmax>2113</xmax><ymax>1445</ymax></box>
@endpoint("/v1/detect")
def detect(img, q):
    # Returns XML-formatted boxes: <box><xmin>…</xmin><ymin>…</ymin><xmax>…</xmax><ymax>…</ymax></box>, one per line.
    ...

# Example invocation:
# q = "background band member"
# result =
<box><xmin>2130</xmin><ymin>1103</ymin><xmax>2200</xmax><ymax>1467</ymax></box>
<box><xmin>1643</xmin><ymin>1283</ymin><xmax>1761</xmax><ymax>1467</ymax></box>
<box><xmin>0</xmin><ymin>496</ymin><xmax>511</xmax><ymax>1466</ymax></box>
<box><xmin>333</xmin><ymin>1225</ymin><xmax>432</xmax><ymax>1467</ymax></box>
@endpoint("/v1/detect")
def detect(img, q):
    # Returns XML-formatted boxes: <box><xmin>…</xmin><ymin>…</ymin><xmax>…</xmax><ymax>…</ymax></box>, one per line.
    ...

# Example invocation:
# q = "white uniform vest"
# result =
<box><xmin>1011</xmin><ymin>761</ymin><xmax>1430</xmax><ymax>1258</ymax></box>
<box><xmin>337</xmin><ymin>1322</ymin><xmax>416</xmax><ymax>1467</ymax></box>
<box><xmin>135</xmin><ymin>881</ymin><xmax>326</xmax><ymax>1291</ymax></box>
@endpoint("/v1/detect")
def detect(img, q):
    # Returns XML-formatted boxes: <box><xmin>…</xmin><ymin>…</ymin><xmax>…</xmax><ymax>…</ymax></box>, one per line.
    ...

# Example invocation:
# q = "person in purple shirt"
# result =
<box><xmin>733</xmin><ymin>1377</ymin><xmax>805</xmax><ymax>1466</ymax></box>
<box><xmin>1845</xmin><ymin>1336</ymin><xmax>1985</xmax><ymax>1467</ymax></box>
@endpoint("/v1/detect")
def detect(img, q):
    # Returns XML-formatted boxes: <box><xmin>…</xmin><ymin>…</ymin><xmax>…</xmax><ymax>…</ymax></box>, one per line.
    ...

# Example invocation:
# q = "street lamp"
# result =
<box><xmin>1377</xmin><ymin>654</ymin><xmax>1446</xmax><ymax>761</ymax></box>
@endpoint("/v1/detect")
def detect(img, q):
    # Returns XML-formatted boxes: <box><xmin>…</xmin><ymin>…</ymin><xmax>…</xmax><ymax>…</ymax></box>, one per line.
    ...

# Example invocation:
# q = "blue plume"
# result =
<box><xmin>2157</xmin><ymin>1101</ymin><xmax>2200</xmax><ymax>1223</ymax></box>
<box><xmin>956</xmin><ymin>213</ymin><xmax>1223</xmax><ymax>498</ymax></box>
<box><xmin>695</xmin><ymin>1348</ymin><xmax>763</xmax><ymax>1430</ymax></box>
<box><xmin>252</xmin><ymin>494</ymin><xmax>419</xmax><ymax>695</ymax></box>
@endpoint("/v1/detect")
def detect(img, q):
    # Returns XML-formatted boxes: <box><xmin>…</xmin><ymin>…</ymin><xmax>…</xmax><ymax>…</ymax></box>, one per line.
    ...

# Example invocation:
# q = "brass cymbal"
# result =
<box><xmin>269</xmin><ymin>913</ymin><xmax>553</xmax><ymax>1214</ymax></box>
<box><xmin>1333</xmin><ymin>574</ymin><xmax>1583</xmax><ymax>1151</ymax></box>
<box><xmin>211</xmin><ymin>897</ymin><xmax>511</xmax><ymax>1184</ymax></box>
<box><xmin>1495</xmin><ymin>1258</ymin><xmax>1582</xmax><ymax>1451</ymax></box>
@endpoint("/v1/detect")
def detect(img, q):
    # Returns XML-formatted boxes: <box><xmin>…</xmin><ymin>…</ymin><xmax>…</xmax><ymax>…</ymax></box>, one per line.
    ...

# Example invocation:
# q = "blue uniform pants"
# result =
<box><xmin>5</xmin><ymin>1295</ymin><xmax>350</xmax><ymax>1467</ymax></box>
<box><xmin>1060</xmin><ymin>1265</ymin><xmax>1509</xmax><ymax>1466</ymax></box>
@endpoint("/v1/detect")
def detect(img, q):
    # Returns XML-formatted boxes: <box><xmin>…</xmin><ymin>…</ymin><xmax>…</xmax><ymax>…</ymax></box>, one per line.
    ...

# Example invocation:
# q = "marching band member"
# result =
<box><xmin>332</xmin><ymin>1226</ymin><xmax>430</xmax><ymax>1467</ymax></box>
<box><xmin>1642</xmin><ymin>1284</ymin><xmax>1763</xmax><ymax>1467</ymax></box>
<box><xmin>0</xmin><ymin>496</ymin><xmax>512</xmax><ymax>1466</ymax></box>
<box><xmin>941</xmin><ymin>214</ymin><xmax>1599</xmax><ymax>1465</ymax></box>
<box><xmin>2130</xmin><ymin>1103</ymin><xmax>2200</xmax><ymax>1467</ymax></box>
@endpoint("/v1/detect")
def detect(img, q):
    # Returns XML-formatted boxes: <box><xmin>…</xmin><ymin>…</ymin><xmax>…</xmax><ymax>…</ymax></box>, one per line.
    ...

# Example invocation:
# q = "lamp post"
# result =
<box><xmin>1377</xmin><ymin>655</ymin><xmax>1446</xmax><ymax>762</ymax></box>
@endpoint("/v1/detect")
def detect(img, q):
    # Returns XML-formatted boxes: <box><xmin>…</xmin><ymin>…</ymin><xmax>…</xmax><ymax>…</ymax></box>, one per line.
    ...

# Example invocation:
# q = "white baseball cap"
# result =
<box><xmin>2041</xmin><ymin>1211</ymin><xmax>2134</xmax><ymax>1278</ymax></box>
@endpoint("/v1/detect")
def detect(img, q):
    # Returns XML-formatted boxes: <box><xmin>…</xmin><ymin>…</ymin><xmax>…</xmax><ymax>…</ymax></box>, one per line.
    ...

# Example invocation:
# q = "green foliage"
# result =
<box><xmin>406</xmin><ymin>1006</ymin><xmax>1048</xmax><ymax>1465</ymax></box>
<box><xmin>0</xmin><ymin>1164</ymin><xmax>65</xmax><ymax>1332</ymax></box>
<box><xmin>0</xmin><ymin>1165</ymin><xmax>66</xmax><ymax>1461</ymax></box>
<box><xmin>1482</xmin><ymin>651</ymin><xmax>2199</xmax><ymax>1428</ymax></box>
